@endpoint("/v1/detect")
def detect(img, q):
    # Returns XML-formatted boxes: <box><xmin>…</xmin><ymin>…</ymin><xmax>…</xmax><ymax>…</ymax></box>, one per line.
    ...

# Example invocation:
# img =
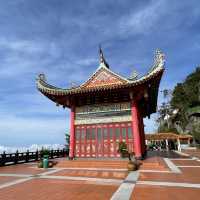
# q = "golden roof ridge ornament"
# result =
<box><xmin>154</xmin><ymin>49</ymin><xmax>165</xmax><ymax>68</ymax></box>
<box><xmin>99</xmin><ymin>45</ymin><xmax>109</xmax><ymax>69</ymax></box>
<box><xmin>128</xmin><ymin>70</ymin><xmax>138</xmax><ymax>81</ymax></box>
<box><xmin>38</xmin><ymin>73</ymin><xmax>46</xmax><ymax>81</ymax></box>
<box><xmin>148</xmin><ymin>49</ymin><xmax>165</xmax><ymax>73</ymax></box>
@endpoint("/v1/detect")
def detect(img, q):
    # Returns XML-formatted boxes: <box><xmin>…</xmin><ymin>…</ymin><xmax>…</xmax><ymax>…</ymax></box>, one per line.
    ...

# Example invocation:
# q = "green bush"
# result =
<box><xmin>118</xmin><ymin>142</ymin><xmax>128</xmax><ymax>153</ymax></box>
<box><xmin>40</xmin><ymin>148</ymin><xmax>50</xmax><ymax>158</ymax></box>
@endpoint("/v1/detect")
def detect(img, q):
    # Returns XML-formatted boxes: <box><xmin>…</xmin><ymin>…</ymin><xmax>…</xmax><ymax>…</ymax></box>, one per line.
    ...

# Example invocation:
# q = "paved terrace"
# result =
<box><xmin>0</xmin><ymin>150</ymin><xmax>200</xmax><ymax>200</ymax></box>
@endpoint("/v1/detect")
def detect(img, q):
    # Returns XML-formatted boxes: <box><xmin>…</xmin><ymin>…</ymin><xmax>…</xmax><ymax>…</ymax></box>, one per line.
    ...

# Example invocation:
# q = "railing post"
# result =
<box><xmin>15</xmin><ymin>150</ymin><xmax>19</xmax><ymax>164</ymax></box>
<box><xmin>62</xmin><ymin>148</ymin><xmax>65</xmax><ymax>157</ymax></box>
<box><xmin>26</xmin><ymin>150</ymin><xmax>29</xmax><ymax>163</ymax></box>
<box><xmin>40</xmin><ymin>149</ymin><xmax>43</xmax><ymax>160</ymax></box>
<box><xmin>1</xmin><ymin>151</ymin><xmax>6</xmax><ymax>166</ymax></box>
<box><xmin>51</xmin><ymin>150</ymin><xmax>54</xmax><ymax>159</ymax></box>
<box><xmin>56</xmin><ymin>149</ymin><xmax>58</xmax><ymax>157</ymax></box>
<box><xmin>35</xmin><ymin>150</ymin><xmax>39</xmax><ymax>161</ymax></box>
<box><xmin>0</xmin><ymin>154</ymin><xmax>2</xmax><ymax>166</ymax></box>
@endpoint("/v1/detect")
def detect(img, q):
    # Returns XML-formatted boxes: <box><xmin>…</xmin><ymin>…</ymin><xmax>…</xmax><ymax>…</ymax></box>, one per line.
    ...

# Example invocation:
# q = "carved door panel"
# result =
<box><xmin>91</xmin><ymin>127</ymin><xmax>96</xmax><ymax>157</ymax></box>
<box><xmin>103</xmin><ymin>127</ymin><xmax>109</xmax><ymax>157</ymax></box>
<box><xmin>109</xmin><ymin>127</ymin><xmax>114</xmax><ymax>157</ymax></box>
<box><xmin>86</xmin><ymin>127</ymin><xmax>91</xmax><ymax>157</ymax></box>
<box><xmin>97</xmin><ymin>128</ymin><xmax>103</xmax><ymax>157</ymax></box>
<box><xmin>75</xmin><ymin>122</ymin><xmax>134</xmax><ymax>158</ymax></box>
<box><xmin>75</xmin><ymin>128</ymin><xmax>81</xmax><ymax>157</ymax></box>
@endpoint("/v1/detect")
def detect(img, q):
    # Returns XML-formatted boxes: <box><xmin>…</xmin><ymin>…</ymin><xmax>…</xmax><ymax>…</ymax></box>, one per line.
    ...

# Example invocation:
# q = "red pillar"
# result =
<box><xmin>131</xmin><ymin>100</ymin><xmax>142</xmax><ymax>159</ymax></box>
<box><xmin>140</xmin><ymin>117</ymin><xmax>146</xmax><ymax>156</ymax></box>
<box><xmin>137</xmin><ymin>109</ymin><xmax>145</xmax><ymax>156</ymax></box>
<box><xmin>69</xmin><ymin>106</ymin><xmax>75</xmax><ymax>159</ymax></box>
<box><xmin>138</xmin><ymin>113</ymin><xmax>144</xmax><ymax>156</ymax></box>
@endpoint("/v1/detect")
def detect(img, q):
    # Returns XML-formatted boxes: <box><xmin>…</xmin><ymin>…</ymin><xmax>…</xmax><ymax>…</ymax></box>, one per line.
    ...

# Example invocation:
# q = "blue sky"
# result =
<box><xmin>0</xmin><ymin>0</ymin><xmax>199</xmax><ymax>146</ymax></box>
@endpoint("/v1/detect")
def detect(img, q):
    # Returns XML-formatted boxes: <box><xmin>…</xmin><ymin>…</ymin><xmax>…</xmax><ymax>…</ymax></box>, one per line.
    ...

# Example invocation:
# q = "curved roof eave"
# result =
<box><xmin>36</xmin><ymin>49</ymin><xmax>165</xmax><ymax>96</ymax></box>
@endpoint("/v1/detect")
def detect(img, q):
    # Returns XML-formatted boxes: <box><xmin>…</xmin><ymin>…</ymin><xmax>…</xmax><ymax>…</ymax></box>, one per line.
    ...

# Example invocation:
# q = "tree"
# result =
<box><xmin>170</xmin><ymin>66</ymin><xmax>200</xmax><ymax>140</ymax></box>
<box><xmin>171</xmin><ymin>67</ymin><xmax>200</xmax><ymax>109</ymax></box>
<box><xmin>157</xmin><ymin>89</ymin><xmax>173</xmax><ymax>132</ymax></box>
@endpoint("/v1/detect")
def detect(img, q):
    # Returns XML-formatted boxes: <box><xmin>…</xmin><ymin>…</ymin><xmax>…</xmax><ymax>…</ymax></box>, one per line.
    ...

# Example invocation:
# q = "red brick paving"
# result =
<box><xmin>0</xmin><ymin>177</ymin><xmax>22</xmax><ymax>185</ymax></box>
<box><xmin>140</xmin><ymin>156</ymin><xmax>169</xmax><ymax>171</ymax></box>
<box><xmin>0</xmin><ymin>178</ymin><xmax>118</xmax><ymax>200</ymax></box>
<box><xmin>172</xmin><ymin>160</ymin><xmax>200</xmax><ymax>166</ymax></box>
<box><xmin>131</xmin><ymin>185</ymin><xmax>200</xmax><ymax>200</ymax></box>
<box><xmin>50</xmin><ymin>169</ymin><xmax>128</xmax><ymax>179</ymax></box>
<box><xmin>182</xmin><ymin>149</ymin><xmax>200</xmax><ymax>158</ymax></box>
<box><xmin>139</xmin><ymin>167</ymin><xmax>200</xmax><ymax>184</ymax></box>
<box><xmin>0</xmin><ymin>164</ymin><xmax>50</xmax><ymax>175</ymax></box>
<box><xmin>1</xmin><ymin>154</ymin><xmax>200</xmax><ymax>200</ymax></box>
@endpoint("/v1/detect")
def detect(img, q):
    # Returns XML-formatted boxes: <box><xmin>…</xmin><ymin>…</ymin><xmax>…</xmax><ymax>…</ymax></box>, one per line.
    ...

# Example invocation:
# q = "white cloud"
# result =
<box><xmin>119</xmin><ymin>0</ymin><xmax>166</xmax><ymax>35</ymax></box>
<box><xmin>0</xmin><ymin>114</ymin><xmax>69</xmax><ymax>146</ymax></box>
<box><xmin>144</xmin><ymin>114</ymin><xmax>158</xmax><ymax>133</ymax></box>
<box><xmin>0</xmin><ymin>38</ymin><xmax>46</xmax><ymax>53</ymax></box>
<box><xmin>75</xmin><ymin>58</ymin><xmax>96</xmax><ymax>66</ymax></box>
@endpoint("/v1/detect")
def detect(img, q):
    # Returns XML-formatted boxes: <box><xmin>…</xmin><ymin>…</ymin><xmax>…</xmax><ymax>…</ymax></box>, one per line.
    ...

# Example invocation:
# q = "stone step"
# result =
<box><xmin>55</xmin><ymin>160</ymin><xmax>129</xmax><ymax>168</ymax></box>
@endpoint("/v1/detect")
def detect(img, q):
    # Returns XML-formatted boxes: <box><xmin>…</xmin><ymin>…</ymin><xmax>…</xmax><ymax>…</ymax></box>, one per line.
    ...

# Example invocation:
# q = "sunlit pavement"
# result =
<box><xmin>0</xmin><ymin>151</ymin><xmax>200</xmax><ymax>200</ymax></box>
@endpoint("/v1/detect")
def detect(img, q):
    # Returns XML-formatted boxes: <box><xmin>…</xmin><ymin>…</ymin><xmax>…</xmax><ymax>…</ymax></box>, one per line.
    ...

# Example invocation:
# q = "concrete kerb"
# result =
<box><xmin>163</xmin><ymin>158</ymin><xmax>182</xmax><ymax>173</ymax></box>
<box><xmin>110</xmin><ymin>171</ymin><xmax>139</xmax><ymax>200</ymax></box>
<box><xmin>173</xmin><ymin>150</ymin><xmax>190</xmax><ymax>157</ymax></box>
<box><xmin>0</xmin><ymin>177</ymin><xmax>33</xmax><ymax>190</ymax></box>
<box><xmin>137</xmin><ymin>180</ymin><xmax>200</xmax><ymax>189</ymax></box>
<box><xmin>0</xmin><ymin>173</ymin><xmax>31</xmax><ymax>177</ymax></box>
<box><xmin>29</xmin><ymin>166</ymin><xmax>128</xmax><ymax>172</ymax></box>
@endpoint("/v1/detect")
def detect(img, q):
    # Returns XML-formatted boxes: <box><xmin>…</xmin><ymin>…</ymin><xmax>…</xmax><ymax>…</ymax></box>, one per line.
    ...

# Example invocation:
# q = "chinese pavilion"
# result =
<box><xmin>36</xmin><ymin>48</ymin><xmax>165</xmax><ymax>159</ymax></box>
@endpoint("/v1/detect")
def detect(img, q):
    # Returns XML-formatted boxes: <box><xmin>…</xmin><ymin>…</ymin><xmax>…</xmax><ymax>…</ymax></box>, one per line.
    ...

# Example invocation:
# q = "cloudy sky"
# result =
<box><xmin>0</xmin><ymin>0</ymin><xmax>199</xmax><ymax>146</ymax></box>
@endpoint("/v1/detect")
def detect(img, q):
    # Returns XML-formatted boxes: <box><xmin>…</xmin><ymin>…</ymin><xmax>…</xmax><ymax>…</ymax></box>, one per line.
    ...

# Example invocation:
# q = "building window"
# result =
<box><xmin>86</xmin><ymin>128</ymin><xmax>91</xmax><ymax>140</ymax></box>
<box><xmin>128</xmin><ymin>127</ymin><xmax>132</xmax><ymax>139</ymax></box>
<box><xmin>109</xmin><ymin>127</ymin><xmax>113</xmax><ymax>139</ymax></box>
<box><xmin>81</xmin><ymin>129</ymin><xmax>85</xmax><ymax>141</ymax></box>
<box><xmin>122</xmin><ymin>127</ymin><xmax>126</xmax><ymax>139</ymax></box>
<box><xmin>76</xmin><ymin>129</ymin><xmax>80</xmax><ymax>140</ymax></box>
<box><xmin>115</xmin><ymin>128</ymin><xmax>120</xmax><ymax>139</ymax></box>
<box><xmin>97</xmin><ymin>128</ymin><xmax>102</xmax><ymax>141</ymax></box>
<box><xmin>91</xmin><ymin>128</ymin><xmax>96</xmax><ymax>140</ymax></box>
<box><xmin>103</xmin><ymin>128</ymin><xmax>108</xmax><ymax>139</ymax></box>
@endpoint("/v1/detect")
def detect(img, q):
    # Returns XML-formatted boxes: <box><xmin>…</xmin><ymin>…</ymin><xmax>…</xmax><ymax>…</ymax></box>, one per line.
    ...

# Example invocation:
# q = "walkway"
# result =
<box><xmin>0</xmin><ymin>151</ymin><xmax>199</xmax><ymax>199</ymax></box>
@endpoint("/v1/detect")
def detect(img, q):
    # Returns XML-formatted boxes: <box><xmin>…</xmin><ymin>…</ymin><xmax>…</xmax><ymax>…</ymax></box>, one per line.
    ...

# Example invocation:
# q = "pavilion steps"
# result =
<box><xmin>140</xmin><ymin>157</ymin><xmax>168</xmax><ymax>170</ymax></box>
<box><xmin>55</xmin><ymin>156</ymin><xmax>168</xmax><ymax>171</ymax></box>
<box><xmin>55</xmin><ymin>160</ymin><xmax>129</xmax><ymax>169</ymax></box>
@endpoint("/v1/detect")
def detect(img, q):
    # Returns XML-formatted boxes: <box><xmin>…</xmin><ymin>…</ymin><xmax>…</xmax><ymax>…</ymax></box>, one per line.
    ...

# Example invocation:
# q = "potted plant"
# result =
<box><xmin>118</xmin><ymin>142</ymin><xmax>129</xmax><ymax>158</ymax></box>
<box><xmin>38</xmin><ymin>149</ymin><xmax>50</xmax><ymax>168</ymax></box>
<box><xmin>118</xmin><ymin>142</ymin><xmax>138</xmax><ymax>171</ymax></box>
<box><xmin>127</xmin><ymin>152</ymin><xmax>138</xmax><ymax>171</ymax></box>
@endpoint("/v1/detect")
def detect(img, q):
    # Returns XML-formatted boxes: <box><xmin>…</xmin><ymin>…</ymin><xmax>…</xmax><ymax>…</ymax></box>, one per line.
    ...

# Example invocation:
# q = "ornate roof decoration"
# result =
<box><xmin>128</xmin><ymin>70</ymin><xmax>138</xmax><ymax>81</ymax></box>
<box><xmin>99</xmin><ymin>46</ymin><xmax>109</xmax><ymax>69</ymax></box>
<box><xmin>81</xmin><ymin>67</ymin><xmax>127</xmax><ymax>88</ymax></box>
<box><xmin>150</xmin><ymin>49</ymin><xmax>165</xmax><ymax>72</ymax></box>
<box><xmin>36</xmin><ymin>49</ymin><xmax>165</xmax><ymax>96</ymax></box>
<box><xmin>38</xmin><ymin>74</ymin><xmax>46</xmax><ymax>82</ymax></box>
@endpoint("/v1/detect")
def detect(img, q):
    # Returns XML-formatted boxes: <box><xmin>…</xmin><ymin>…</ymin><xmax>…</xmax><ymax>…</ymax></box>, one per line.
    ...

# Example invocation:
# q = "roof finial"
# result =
<box><xmin>99</xmin><ymin>45</ymin><xmax>109</xmax><ymax>68</ymax></box>
<box><xmin>154</xmin><ymin>49</ymin><xmax>165</xmax><ymax>68</ymax></box>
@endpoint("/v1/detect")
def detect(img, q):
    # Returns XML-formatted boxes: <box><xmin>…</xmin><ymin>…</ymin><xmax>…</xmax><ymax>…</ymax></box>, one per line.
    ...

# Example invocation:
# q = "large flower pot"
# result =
<box><xmin>43</xmin><ymin>155</ymin><xmax>49</xmax><ymax>168</ymax></box>
<box><xmin>127</xmin><ymin>161</ymin><xmax>137</xmax><ymax>171</ymax></box>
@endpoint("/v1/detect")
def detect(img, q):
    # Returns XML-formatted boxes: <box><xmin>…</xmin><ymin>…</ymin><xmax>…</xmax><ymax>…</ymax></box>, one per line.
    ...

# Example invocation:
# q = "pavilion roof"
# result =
<box><xmin>36</xmin><ymin>49</ymin><xmax>165</xmax><ymax>96</ymax></box>
<box><xmin>145</xmin><ymin>133</ymin><xmax>193</xmax><ymax>140</ymax></box>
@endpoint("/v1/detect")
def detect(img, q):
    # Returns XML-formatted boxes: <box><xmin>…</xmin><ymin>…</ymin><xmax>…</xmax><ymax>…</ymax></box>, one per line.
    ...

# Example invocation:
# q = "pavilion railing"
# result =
<box><xmin>0</xmin><ymin>148</ymin><xmax>69</xmax><ymax>167</ymax></box>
